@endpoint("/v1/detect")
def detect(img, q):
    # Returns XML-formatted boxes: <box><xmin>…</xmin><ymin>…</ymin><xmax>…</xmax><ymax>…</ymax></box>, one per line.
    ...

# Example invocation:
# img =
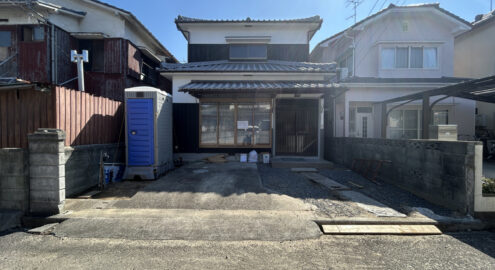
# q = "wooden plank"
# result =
<box><xmin>14</xmin><ymin>90</ymin><xmax>21</xmax><ymax>147</ymax></box>
<box><xmin>63</xmin><ymin>87</ymin><xmax>70</xmax><ymax>145</ymax></box>
<box><xmin>19</xmin><ymin>91</ymin><xmax>28</xmax><ymax>148</ymax></box>
<box><xmin>0</xmin><ymin>92</ymin><xmax>7</xmax><ymax>148</ymax></box>
<box><xmin>76</xmin><ymin>90</ymin><xmax>81</xmax><ymax>145</ymax></box>
<box><xmin>7</xmin><ymin>90</ymin><xmax>15</xmax><ymax>147</ymax></box>
<box><xmin>89</xmin><ymin>94</ymin><xmax>94</xmax><ymax>144</ymax></box>
<box><xmin>82</xmin><ymin>92</ymin><xmax>87</xmax><ymax>145</ymax></box>
<box><xmin>70</xmin><ymin>89</ymin><xmax>76</xmax><ymax>145</ymax></box>
<box><xmin>321</xmin><ymin>224</ymin><xmax>442</xmax><ymax>235</ymax></box>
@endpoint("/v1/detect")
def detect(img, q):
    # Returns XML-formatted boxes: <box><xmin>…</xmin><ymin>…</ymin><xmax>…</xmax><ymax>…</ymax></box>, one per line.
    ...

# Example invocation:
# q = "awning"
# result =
<box><xmin>179</xmin><ymin>80</ymin><xmax>345</xmax><ymax>98</ymax></box>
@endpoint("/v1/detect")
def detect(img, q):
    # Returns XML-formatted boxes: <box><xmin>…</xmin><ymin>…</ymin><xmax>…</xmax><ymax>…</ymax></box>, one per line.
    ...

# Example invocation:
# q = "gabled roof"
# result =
<box><xmin>311</xmin><ymin>3</ymin><xmax>471</xmax><ymax>58</ymax></box>
<box><xmin>175</xmin><ymin>15</ymin><xmax>322</xmax><ymax>24</ymax></box>
<box><xmin>159</xmin><ymin>60</ymin><xmax>336</xmax><ymax>73</ymax></box>
<box><xmin>180</xmin><ymin>80</ymin><xmax>340</xmax><ymax>92</ymax></box>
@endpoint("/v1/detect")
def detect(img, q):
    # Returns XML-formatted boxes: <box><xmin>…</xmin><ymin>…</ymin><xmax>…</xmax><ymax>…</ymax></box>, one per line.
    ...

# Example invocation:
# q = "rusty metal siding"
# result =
<box><xmin>104</xmin><ymin>38</ymin><xmax>123</xmax><ymax>74</ymax></box>
<box><xmin>18</xmin><ymin>25</ymin><xmax>49</xmax><ymax>83</ymax></box>
<box><xmin>127</xmin><ymin>41</ymin><xmax>142</xmax><ymax>79</ymax></box>
<box><xmin>84</xmin><ymin>72</ymin><xmax>125</xmax><ymax>102</ymax></box>
<box><xmin>0</xmin><ymin>88</ymin><xmax>56</xmax><ymax>148</ymax></box>
<box><xmin>55</xmin><ymin>26</ymin><xmax>77</xmax><ymax>86</ymax></box>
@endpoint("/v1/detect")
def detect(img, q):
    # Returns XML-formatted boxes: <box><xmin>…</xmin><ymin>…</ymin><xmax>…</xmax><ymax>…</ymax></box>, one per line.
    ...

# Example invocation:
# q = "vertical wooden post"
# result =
<box><xmin>422</xmin><ymin>95</ymin><xmax>431</xmax><ymax>139</ymax></box>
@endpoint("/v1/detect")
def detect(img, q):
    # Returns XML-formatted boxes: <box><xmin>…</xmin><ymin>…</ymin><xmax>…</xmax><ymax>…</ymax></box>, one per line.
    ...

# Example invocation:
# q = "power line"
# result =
<box><xmin>368</xmin><ymin>0</ymin><xmax>380</xmax><ymax>16</ymax></box>
<box><xmin>346</xmin><ymin>0</ymin><xmax>364</xmax><ymax>24</ymax></box>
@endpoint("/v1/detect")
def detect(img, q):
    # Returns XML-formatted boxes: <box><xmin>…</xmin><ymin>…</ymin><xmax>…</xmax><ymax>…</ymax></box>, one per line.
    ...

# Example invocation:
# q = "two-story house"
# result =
<box><xmin>0</xmin><ymin>0</ymin><xmax>177</xmax><ymax>101</ymax></box>
<box><xmin>160</xmin><ymin>16</ymin><xmax>341</xmax><ymax>157</ymax></box>
<box><xmin>311</xmin><ymin>4</ymin><xmax>474</xmax><ymax>139</ymax></box>
<box><xmin>455</xmin><ymin>10</ymin><xmax>495</xmax><ymax>133</ymax></box>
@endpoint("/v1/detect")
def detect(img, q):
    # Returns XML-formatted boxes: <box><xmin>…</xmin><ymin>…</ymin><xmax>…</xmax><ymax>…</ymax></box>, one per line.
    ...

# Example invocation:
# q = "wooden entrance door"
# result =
<box><xmin>275</xmin><ymin>99</ymin><xmax>319</xmax><ymax>156</ymax></box>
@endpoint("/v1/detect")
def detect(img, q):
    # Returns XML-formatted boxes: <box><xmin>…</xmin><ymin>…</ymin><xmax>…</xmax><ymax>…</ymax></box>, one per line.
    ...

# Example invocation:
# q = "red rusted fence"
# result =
<box><xmin>0</xmin><ymin>86</ymin><xmax>123</xmax><ymax>148</ymax></box>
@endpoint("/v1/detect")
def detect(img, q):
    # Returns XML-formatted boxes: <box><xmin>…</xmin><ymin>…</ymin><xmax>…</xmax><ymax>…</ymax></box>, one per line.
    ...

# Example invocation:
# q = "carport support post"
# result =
<box><xmin>28</xmin><ymin>129</ymin><xmax>66</xmax><ymax>215</ymax></box>
<box><xmin>381</xmin><ymin>103</ymin><xmax>387</xmax><ymax>138</ymax></box>
<box><xmin>422</xmin><ymin>95</ymin><xmax>431</xmax><ymax>139</ymax></box>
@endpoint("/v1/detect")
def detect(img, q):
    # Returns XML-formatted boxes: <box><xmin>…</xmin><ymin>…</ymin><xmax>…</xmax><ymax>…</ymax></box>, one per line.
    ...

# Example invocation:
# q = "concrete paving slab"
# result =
<box><xmin>52</xmin><ymin>208</ymin><xmax>322</xmax><ymax>241</ymax></box>
<box><xmin>301</xmin><ymin>172</ymin><xmax>350</xmax><ymax>191</ymax></box>
<box><xmin>27</xmin><ymin>223</ymin><xmax>58</xmax><ymax>235</ymax></box>
<box><xmin>291</xmin><ymin>168</ymin><xmax>318</xmax><ymax>173</ymax></box>
<box><xmin>113</xmin><ymin>162</ymin><xmax>315</xmax><ymax>211</ymax></box>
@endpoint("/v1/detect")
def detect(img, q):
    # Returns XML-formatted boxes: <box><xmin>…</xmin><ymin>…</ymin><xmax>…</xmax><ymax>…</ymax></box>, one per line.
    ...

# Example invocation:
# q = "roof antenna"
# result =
<box><xmin>346</xmin><ymin>0</ymin><xmax>364</xmax><ymax>24</ymax></box>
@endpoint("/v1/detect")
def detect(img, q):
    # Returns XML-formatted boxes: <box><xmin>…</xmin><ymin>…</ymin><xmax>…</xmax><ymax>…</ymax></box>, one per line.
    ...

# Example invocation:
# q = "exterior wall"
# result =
<box><xmin>65</xmin><ymin>144</ymin><xmax>123</xmax><ymax>197</ymax></box>
<box><xmin>454</xmin><ymin>19</ymin><xmax>495</xmax><ymax>78</ymax></box>
<box><xmin>0</xmin><ymin>149</ymin><xmax>29</xmax><ymax>211</ymax></box>
<box><xmin>188</xmin><ymin>44</ymin><xmax>309</xmax><ymax>62</ymax></box>
<box><xmin>325</xmin><ymin>137</ymin><xmax>481</xmax><ymax>215</ymax></box>
<box><xmin>184</xmin><ymin>24</ymin><xmax>313</xmax><ymax>44</ymax></box>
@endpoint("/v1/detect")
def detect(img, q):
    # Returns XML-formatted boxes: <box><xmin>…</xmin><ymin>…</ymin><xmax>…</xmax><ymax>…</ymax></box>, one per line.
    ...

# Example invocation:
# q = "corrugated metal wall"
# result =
<box><xmin>54</xmin><ymin>86</ymin><xmax>124</xmax><ymax>146</ymax></box>
<box><xmin>0</xmin><ymin>88</ymin><xmax>55</xmax><ymax>148</ymax></box>
<box><xmin>0</xmin><ymin>86</ymin><xmax>123</xmax><ymax>148</ymax></box>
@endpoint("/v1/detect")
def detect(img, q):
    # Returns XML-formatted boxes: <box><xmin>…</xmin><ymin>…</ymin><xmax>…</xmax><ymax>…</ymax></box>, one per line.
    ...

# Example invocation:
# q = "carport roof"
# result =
<box><xmin>379</xmin><ymin>75</ymin><xmax>495</xmax><ymax>104</ymax></box>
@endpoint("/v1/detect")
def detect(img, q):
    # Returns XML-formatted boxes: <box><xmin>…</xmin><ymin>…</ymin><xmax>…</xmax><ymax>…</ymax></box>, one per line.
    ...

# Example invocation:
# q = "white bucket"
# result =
<box><xmin>248</xmin><ymin>150</ymin><xmax>258</xmax><ymax>163</ymax></box>
<box><xmin>240</xmin><ymin>153</ymin><xmax>247</xmax><ymax>162</ymax></box>
<box><xmin>262</xmin><ymin>153</ymin><xmax>270</xmax><ymax>164</ymax></box>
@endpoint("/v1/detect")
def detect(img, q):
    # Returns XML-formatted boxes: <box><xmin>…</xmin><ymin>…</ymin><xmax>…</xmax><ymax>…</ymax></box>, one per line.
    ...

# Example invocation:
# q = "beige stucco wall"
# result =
<box><xmin>454</xmin><ymin>20</ymin><xmax>495</xmax><ymax>78</ymax></box>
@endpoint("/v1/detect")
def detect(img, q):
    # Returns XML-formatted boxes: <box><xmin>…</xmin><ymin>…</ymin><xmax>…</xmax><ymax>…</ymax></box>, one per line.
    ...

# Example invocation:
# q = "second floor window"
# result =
<box><xmin>229</xmin><ymin>44</ymin><xmax>267</xmax><ymax>60</ymax></box>
<box><xmin>381</xmin><ymin>46</ymin><xmax>438</xmax><ymax>69</ymax></box>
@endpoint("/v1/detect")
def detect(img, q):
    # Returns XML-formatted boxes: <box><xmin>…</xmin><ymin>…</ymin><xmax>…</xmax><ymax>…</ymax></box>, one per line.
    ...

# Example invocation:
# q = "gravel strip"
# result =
<box><xmin>257</xmin><ymin>164</ymin><xmax>370</xmax><ymax>218</ymax></box>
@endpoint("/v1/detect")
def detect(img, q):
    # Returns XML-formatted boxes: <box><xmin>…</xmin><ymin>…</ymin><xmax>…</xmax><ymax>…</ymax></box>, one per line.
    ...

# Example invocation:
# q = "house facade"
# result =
<box><xmin>0</xmin><ymin>0</ymin><xmax>177</xmax><ymax>101</ymax></box>
<box><xmin>455</xmin><ymin>10</ymin><xmax>495</xmax><ymax>133</ymax></box>
<box><xmin>311</xmin><ymin>4</ymin><xmax>475</xmax><ymax>140</ymax></box>
<box><xmin>161</xmin><ymin>16</ymin><xmax>341</xmax><ymax>157</ymax></box>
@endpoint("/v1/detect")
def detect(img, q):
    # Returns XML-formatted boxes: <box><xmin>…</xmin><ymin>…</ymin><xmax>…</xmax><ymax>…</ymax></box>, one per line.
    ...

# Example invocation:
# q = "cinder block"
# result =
<box><xmin>30</xmin><ymin>177</ymin><xmax>65</xmax><ymax>190</ymax></box>
<box><xmin>0</xmin><ymin>176</ymin><xmax>28</xmax><ymax>189</ymax></box>
<box><xmin>0</xmin><ymin>188</ymin><xmax>28</xmax><ymax>201</ymax></box>
<box><xmin>30</xmin><ymin>188</ymin><xmax>65</xmax><ymax>203</ymax></box>
<box><xmin>30</xmin><ymin>165</ymin><xmax>65</xmax><ymax>178</ymax></box>
<box><xmin>28</xmin><ymin>142</ymin><xmax>65</xmax><ymax>154</ymax></box>
<box><xmin>30</xmin><ymin>200</ymin><xmax>64</xmax><ymax>215</ymax></box>
<box><xmin>29</xmin><ymin>153</ymin><xmax>65</xmax><ymax>166</ymax></box>
<box><xmin>0</xmin><ymin>200</ymin><xmax>28</xmax><ymax>211</ymax></box>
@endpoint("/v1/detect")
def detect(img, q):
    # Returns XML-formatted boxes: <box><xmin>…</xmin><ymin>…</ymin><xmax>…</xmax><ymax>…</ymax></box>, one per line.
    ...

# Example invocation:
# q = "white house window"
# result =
<box><xmin>229</xmin><ymin>44</ymin><xmax>267</xmax><ymax>60</ymax></box>
<box><xmin>388</xmin><ymin>109</ymin><xmax>422</xmax><ymax>139</ymax></box>
<box><xmin>338</xmin><ymin>50</ymin><xmax>354</xmax><ymax>76</ymax></box>
<box><xmin>381</xmin><ymin>46</ymin><xmax>438</xmax><ymax>69</ymax></box>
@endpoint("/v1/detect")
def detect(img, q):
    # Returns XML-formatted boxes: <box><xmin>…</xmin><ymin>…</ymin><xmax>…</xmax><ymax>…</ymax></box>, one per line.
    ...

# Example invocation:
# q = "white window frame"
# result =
<box><xmin>380</xmin><ymin>45</ymin><xmax>439</xmax><ymax>70</ymax></box>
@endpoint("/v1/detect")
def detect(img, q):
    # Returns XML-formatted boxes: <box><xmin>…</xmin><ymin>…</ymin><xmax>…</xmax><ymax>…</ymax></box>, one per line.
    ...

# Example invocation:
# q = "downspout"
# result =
<box><xmin>343</xmin><ymin>30</ymin><xmax>355</xmax><ymax>77</ymax></box>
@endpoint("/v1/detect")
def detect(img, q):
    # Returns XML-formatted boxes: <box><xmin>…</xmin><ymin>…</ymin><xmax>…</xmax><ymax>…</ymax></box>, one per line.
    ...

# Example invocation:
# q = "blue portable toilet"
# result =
<box><xmin>123</xmin><ymin>87</ymin><xmax>173</xmax><ymax>180</ymax></box>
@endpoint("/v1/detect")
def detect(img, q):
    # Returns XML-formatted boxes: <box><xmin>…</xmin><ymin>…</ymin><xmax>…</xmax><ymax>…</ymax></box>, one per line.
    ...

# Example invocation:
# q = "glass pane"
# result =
<box><xmin>200</xmin><ymin>104</ymin><xmax>217</xmax><ymax>144</ymax></box>
<box><xmin>254</xmin><ymin>103</ymin><xmax>271</xmax><ymax>145</ymax></box>
<box><xmin>230</xmin><ymin>45</ymin><xmax>248</xmax><ymax>59</ymax></box>
<box><xmin>248</xmin><ymin>45</ymin><xmax>267</xmax><ymax>59</ymax></box>
<box><xmin>395</xmin><ymin>47</ymin><xmax>409</xmax><ymax>68</ymax></box>
<box><xmin>381</xmin><ymin>48</ymin><xmax>395</xmax><ymax>69</ymax></box>
<box><xmin>33</xmin><ymin>26</ymin><xmax>44</xmax><ymax>41</ymax></box>
<box><xmin>433</xmin><ymin>110</ymin><xmax>448</xmax><ymax>125</ymax></box>
<box><xmin>424</xmin><ymin>47</ymin><xmax>437</xmax><ymax>68</ymax></box>
<box><xmin>219</xmin><ymin>104</ymin><xmax>235</xmax><ymax>145</ymax></box>
<box><xmin>237</xmin><ymin>104</ymin><xmax>253</xmax><ymax>146</ymax></box>
<box><xmin>0</xmin><ymin>31</ymin><xmax>11</xmax><ymax>47</ymax></box>
<box><xmin>349</xmin><ymin>107</ymin><xmax>356</xmax><ymax>137</ymax></box>
<box><xmin>410</xmin><ymin>47</ymin><xmax>423</xmax><ymax>68</ymax></box>
<box><xmin>388</xmin><ymin>110</ymin><xmax>403</xmax><ymax>128</ymax></box>
<box><xmin>404</xmin><ymin>110</ymin><xmax>418</xmax><ymax>129</ymax></box>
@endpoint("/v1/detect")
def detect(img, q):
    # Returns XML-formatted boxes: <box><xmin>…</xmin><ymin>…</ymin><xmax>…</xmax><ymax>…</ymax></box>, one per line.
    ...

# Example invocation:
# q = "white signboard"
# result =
<box><xmin>237</xmin><ymin>121</ymin><xmax>249</xmax><ymax>129</ymax></box>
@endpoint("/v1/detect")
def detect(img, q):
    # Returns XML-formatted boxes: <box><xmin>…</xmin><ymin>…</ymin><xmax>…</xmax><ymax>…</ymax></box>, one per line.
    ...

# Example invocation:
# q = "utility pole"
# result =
<box><xmin>70</xmin><ymin>50</ymin><xmax>88</xmax><ymax>92</ymax></box>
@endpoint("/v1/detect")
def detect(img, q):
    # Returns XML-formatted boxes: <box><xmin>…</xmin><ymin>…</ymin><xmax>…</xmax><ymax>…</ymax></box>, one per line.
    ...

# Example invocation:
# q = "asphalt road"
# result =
<box><xmin>0</xmin><ymin>231</ymin><xmax>494</xmax><ymax>269</ymax></box>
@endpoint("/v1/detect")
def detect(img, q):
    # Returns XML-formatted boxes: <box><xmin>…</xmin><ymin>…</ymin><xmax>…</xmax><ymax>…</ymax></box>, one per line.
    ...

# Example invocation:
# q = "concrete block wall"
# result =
<box><xmin>65</xmin><ymin>144</ymin><xmax>123</xmax><ymax>197</ymax></box>
<box><xmin>325</xmin><ymin>137</ymin><xmax>481</xmax><ymax>215</ymax></box>
<box><xmin>0</xmin><ymin>149</ymin><xmax>29</xmax><ymax>211</ymax></box>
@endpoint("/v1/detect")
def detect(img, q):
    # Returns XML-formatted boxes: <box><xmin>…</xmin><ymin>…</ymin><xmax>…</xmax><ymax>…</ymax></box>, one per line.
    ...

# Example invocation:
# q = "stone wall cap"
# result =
<box><xmin>28</xmin><ymin>129</ymin><xmax>66</xmax><ymax>140</ymax></box>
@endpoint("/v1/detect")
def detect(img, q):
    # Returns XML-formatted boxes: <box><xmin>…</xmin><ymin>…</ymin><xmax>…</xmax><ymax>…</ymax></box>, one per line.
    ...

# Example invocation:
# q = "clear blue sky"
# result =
<box><xmin>103</xmin><ymin>0</ymin><xmax>493</xmax><ymax>63</ymax></box>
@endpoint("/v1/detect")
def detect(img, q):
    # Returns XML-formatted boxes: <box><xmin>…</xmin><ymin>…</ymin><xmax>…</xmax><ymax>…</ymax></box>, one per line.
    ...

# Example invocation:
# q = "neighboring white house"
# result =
<box><xmin>455</xmin><ymin>10</ymin><xmax>495</xmax><ymax>133</ymax></box>
<box><xmin>311</xmin><ymin>4</ymin><xmax>475</xmax><ymax>139</ymax></box>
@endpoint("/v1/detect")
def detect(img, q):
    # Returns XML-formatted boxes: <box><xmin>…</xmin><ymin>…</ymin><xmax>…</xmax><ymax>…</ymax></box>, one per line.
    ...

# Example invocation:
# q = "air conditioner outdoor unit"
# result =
<box><xmin>429</xmin><ymin>124</ymin><xmax>457</xmax><ymax>141</ymax></box>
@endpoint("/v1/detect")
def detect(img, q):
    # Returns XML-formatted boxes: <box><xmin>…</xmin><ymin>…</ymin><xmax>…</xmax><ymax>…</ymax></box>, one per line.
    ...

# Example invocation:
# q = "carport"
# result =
<box><xmin>377</xmin><ymin>75</ymin><xmax>495</xmax><ymax>139</ymax></box>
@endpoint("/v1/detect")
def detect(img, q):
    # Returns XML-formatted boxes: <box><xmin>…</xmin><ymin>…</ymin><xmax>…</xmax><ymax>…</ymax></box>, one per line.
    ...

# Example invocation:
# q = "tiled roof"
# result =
<box><xmin>159</xmin><ymin>60</ymin><xmax>337</xmax><ymax>73</ymax></box>
<box><xmin>175</xmin><ymin>15</ymin><xmax>322</xmax><ymax>24</ymax></box>
<box><xmin>342</xmin><ymin>77</ymin><xmax>471</xmax><ymax>84</ymax></box>
<box><xmin>179</xmin><ymin>81</ymin><xmax>340</xmax><ymax>92</ymax></box>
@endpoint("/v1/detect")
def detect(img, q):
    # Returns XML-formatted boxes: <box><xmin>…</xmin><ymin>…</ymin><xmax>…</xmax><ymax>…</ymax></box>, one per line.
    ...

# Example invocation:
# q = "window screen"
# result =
<box><xmin>218</xmin><ymin>104</ymin><xmax>235</xmax><ymax>144</ymax></box>
<box><xmin>230</xmin><ymin>44</ymin><xmax>267</xmax><ymax>60</ymax></box>
<box><xmin>200</xmin><ymin>104</ymin><xmax>218</xmax><ymax>145</ymax></box>
<box><xmin>424</xmin><ymin>47</ymin><xmax>438</xmax><ymax>68</ymax></box>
